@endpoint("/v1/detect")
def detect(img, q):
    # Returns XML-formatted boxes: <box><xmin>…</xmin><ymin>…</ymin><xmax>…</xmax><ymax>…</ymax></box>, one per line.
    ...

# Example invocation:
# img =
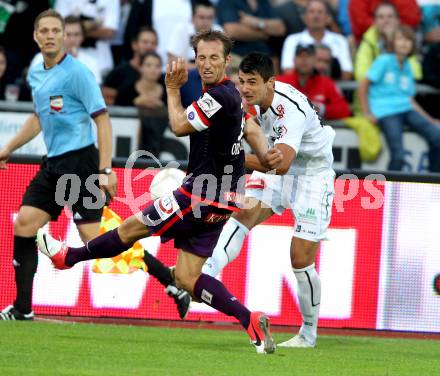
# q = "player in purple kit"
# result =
<box><xmin>37</xmin><ymin>30</ymin><xmax>280</xmax><ymax>354</ymax></box>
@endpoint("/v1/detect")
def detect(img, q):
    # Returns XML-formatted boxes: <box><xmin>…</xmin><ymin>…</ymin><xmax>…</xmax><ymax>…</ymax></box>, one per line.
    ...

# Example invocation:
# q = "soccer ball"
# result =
<box><xmin>150</xmin><ymin>168</ymin><xmax>186</xmax><ymax>200</ymax></box>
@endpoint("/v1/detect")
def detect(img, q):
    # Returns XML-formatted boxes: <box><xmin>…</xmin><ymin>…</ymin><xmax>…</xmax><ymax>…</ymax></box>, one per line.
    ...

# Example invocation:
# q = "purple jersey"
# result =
<box><xmin>184</xmin><ymin>78</ymin><xmax>245</xmax><ymax>210</ymax></box>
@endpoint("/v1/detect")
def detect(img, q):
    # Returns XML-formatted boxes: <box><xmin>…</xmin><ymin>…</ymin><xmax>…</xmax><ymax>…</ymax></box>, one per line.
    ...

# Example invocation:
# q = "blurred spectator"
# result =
<box><xmin>102</xmin><ymin>27</ymin><xmax>158</xmax><ymax>105</ymax></box>
<box><xmin>315</xmin><ymin>43</ymin><xmax>342</xmax><ymax>79</ymax></box>
<box><xmin>422</xmin><ymin>42</ymin><xmax>440</xmax><ymax>89</ymax></box>
<box><xmin>273</xmin><ymin>0</ymin><xmax>307</xmax><ymax>36</ymax></box>
<box><xmin>0</xmin><ymin>1</ymin><xmax>50</xmax><ymax>82</ymax></box>
<box><xmin>29</xmin><ymin>16</ymin><xmax>102</xmax><ymax>84</ymax></box>
<box><xmin>281</xmin><ymin>0</ymin><xmax>352</xmax><ymax>79</ymax></box>
<box><xmin>117</xmin><ymin>52</ymin><xmax>167</xmax><ymax>157</ymax></box>
<box><xmin>418</xmin><ymin>41</ymin><xmax>440</xmax><ymax>119</ymax></box>
<box><xmin>216</xmin><ymin>0</ymin><xmax>286</xmax><ymax>57</ymax></box>
<box><xmin>349</xmin><ymin>0</ymin><xmax>421</xmax><ymax>43</ymax></box>
<box><xmin>420</xmin><ymin>3</ymin><xmax>440</xmax><ymax>44</ymax></box>
<box><xmin>0</xmin><ymin>46</ymin><xmax>9</xmax><ymax>100</ymax></box>
<box><xmin>55</xmin><ymin>0</ymin><xmax>120</xmax><ymax>76</ymax></box>
<box><xmin>337</xmin><ymin>0</ymin><xmax>352</xmax><ymax>36</ymax></box>
<box><xmin>354</xmin><ymin>2</ymin><xmax>422</xmax><ymax>81</ymax></box>
<box><xmin>358</xmin><ymin>25</ymin><xmax>440</xmax><ymax>172</ymax></box>
<box><xmin>152</xmin><ymin>0</ymin><xmax>192</xmax><ymax>68</ymax></box>
<box><xmin>111</xmin><ymin>0</ymin><xmax>152</xmax><ymax>65</ymax></box>
<box><xmin>167</xmin><ymin>0</ymin><xmax>222</xmax><ymax>68</ymax></box>
<box><xmin>277</xmin><ymin>44</ymin><xmax>351</xmax><ymax>120</ymax></box>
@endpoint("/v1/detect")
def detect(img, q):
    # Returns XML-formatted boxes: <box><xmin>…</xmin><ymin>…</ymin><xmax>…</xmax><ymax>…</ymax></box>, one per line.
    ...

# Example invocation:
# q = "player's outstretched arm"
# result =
<box><xmin>165</xmin><ymin>58</ymin><xmax>197</xmax><ymax>137</ymax></box>
<box><xmin>0</xmin><ymin>113</ymin><xmax>41</xmax><ymax>169</ymax></box>
<box><xmin>94</xmin><ymin>111</ymin><xmax>117</xmax><ymax>199</ymax></box>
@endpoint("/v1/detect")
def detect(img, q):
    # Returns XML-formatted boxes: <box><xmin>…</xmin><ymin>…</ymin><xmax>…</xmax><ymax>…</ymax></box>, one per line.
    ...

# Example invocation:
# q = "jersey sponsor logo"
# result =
<box><xmin>154</xmin><ymin>194</ymin><xmax>180</xmax><ymax>221</ymax></box>
<box><xmin>223</xmin><ymin>191</ymin><xmax>245</xmax><ymax>205</ymax></box>
<box><xmin>276</xmin><ymin>104</ymin><xmax>285</xmax><ymax>119</ymax></box>
<box><xmin>203</xmin><ymin>212</ymin><xmax>231</xmax><ymax>224</ymax></box>
<box><xmin>50</xmin><ymin>95</ymin><xmax>63</xmax><ymax>112</ymax></box>
<box><xmin>196</xmin><ymin>93</ymin><xmax>222</xmax><ymax>118</ymax></box>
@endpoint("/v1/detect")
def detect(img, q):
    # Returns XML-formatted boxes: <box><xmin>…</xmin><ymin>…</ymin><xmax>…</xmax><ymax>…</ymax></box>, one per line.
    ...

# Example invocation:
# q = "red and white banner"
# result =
<box><xmin>0</xmin><ymin>163</ymin><xmax>439</xmax><ymax>332</ymax></box>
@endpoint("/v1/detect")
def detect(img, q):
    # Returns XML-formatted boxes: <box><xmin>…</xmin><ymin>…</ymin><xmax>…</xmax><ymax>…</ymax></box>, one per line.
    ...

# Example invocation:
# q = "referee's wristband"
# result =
<box><xmin>99</xmin><ymin>167</ymin><xmax>113</xmax><ymax>175</ymax></box>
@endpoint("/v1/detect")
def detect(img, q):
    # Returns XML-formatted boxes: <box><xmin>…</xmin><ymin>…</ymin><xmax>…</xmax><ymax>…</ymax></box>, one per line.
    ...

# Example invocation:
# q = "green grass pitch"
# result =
<box><xmin>0</xmin><ymin>321</ymin><xmax>439</xmax><ymax>376</ymax></box>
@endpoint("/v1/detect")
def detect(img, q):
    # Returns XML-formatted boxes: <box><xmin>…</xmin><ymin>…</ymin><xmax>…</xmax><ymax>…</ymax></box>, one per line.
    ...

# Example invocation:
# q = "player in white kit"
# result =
<box><xmin>202</xmin><ymin>52</ymin><xmax>336</xmax><ymax>348</ymax></box>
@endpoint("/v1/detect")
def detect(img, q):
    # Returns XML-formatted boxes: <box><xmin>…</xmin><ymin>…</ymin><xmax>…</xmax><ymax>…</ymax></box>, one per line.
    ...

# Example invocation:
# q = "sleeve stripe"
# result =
<box><xmin>91</xmin><ymin>108</ymin><xmax>108</xmax><ymax>118</ymax></box>
<box><xmin>192</xmin><ymin>101</ymin><xmax>211</xmax><ymax>126</ymax></box>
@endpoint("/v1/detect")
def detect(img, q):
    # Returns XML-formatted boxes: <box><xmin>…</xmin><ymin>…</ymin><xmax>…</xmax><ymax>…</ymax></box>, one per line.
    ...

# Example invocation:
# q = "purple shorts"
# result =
<box><xmin>141</xmin><ymin>188</ymin><xmax>234</xmax><ymax>257</ymax></box>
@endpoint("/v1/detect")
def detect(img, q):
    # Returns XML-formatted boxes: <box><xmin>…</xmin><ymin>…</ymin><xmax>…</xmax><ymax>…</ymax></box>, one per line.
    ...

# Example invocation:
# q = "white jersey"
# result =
<box><xmin>255</xmin><ymin>81</ymin><xmax>335</xmax><ymax>176</ymax></box>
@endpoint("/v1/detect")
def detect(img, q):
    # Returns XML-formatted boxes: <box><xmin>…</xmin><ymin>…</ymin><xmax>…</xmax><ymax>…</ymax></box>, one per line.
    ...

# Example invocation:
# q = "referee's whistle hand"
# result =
<box><xmin>99</xmin><ymin>171</ymin><xmax>117</xmax><ymax>200</ymax></box>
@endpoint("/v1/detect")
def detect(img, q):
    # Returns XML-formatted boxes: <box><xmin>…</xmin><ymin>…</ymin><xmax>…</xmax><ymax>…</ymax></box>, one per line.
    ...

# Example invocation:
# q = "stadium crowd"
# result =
<box><xmin>0</xmin><ymin>0</ymin><xmax>440</xmax><ymax>171</ymax></box>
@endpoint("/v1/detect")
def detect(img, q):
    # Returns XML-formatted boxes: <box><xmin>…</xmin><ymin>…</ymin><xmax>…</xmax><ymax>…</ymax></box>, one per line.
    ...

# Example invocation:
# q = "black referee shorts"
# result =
<box><xmin>21</xmin><ymin>145</ymin><xmax>104</xmax><ymax>224</ymax></box>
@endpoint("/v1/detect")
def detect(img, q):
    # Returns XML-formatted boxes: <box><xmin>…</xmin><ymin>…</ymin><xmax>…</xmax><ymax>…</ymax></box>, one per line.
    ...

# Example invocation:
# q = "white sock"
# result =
<box><xmin>293</xmin><ymin>263</ymin><xmax>321</xmax><ymax>345</ymax></box>
<box><xmin>202</xmin><ymin>217</ymin><xmax>249</xmax><ymax>277</ymax></box>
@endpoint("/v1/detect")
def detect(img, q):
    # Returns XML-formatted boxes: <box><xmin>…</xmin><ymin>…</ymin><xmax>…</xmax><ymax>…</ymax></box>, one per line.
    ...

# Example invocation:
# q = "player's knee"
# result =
<box><xmin>14</xmin><ymin>215</ymin><xmax>37</xmax><ymax>236</ymax></box>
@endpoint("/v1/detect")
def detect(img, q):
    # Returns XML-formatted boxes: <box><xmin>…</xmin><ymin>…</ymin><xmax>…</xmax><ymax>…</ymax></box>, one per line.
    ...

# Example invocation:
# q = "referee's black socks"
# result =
<box><xmin>143</xmin><ymin>250</ymin><xmax>173</xmax><ymax>287</ymax></box>
<box><xmin>13</xmin><ymin>235</ymin><xmax>38</xmax><ymax>314</ymax></box>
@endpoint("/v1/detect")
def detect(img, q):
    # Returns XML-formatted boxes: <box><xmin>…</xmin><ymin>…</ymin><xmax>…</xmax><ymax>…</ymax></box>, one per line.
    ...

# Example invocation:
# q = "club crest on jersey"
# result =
<box><xmin>50</xmin><ymin>95</ymin><xmax>63</xmax><ymax>112</ymax></box>
<box><xmin>276</xmin><ymin>104</ymin><xmax>285</xmax><ymax>119</ymax></box>
<box><xmin>197</xmin><ymin>93</ymin><xmax>222</xmax><ymax>118</ymax></box>
<box><xmin>154</xmin><ymin>194</ymin><xmax>180</xmax><ymax>220</ymax></box>
<box><xmin>272</xmin><ymin>124</ymin><xmax>288</xmax><ymax>140</ymax></box>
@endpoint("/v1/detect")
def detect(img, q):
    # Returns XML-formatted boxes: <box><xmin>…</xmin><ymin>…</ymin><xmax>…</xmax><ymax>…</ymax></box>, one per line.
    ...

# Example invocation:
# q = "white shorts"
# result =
<box><xmin>245</xmin><ymin>171</ymin><xmax>335</xmax><ymax>242</ymax></box>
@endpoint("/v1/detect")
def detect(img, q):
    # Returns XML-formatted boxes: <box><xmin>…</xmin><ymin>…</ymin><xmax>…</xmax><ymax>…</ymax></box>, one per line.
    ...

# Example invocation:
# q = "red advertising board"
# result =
<box><xmin>0</xmin><ymin>163</ymin><xmax>385</xmax><ymax>329</ymax></box>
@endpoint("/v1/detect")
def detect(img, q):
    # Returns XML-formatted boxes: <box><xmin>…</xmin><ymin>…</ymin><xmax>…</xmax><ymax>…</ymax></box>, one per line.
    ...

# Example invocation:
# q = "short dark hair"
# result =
<box><xmin>239</xmin><ymin>52</ymin><xmax>274</xmax><ymax>82</ymax></box>
<box><xmin>295</xmin><ymin>44</ymin><xmax>316</xmax><ymax>56</ymax></box>
<box><xmin>192</xmin><ymin>30</ymin><xmax>233</xmax><ymax>58</ymax></box>
<box><xmin>192</xmin><ymin>0</ymin><xmax>214</xmax><ymax>15</ymax></box>
<box><xmin>140</xmin><ymin>51</ymin><xmax>162</xmax><ymax>65</ymax></box>
<box><xmin>34</xmin><ymin>9</ymin><xmax>65</xmax><ymax>31</ymax></box>
<box><xmin>64</xmin><ymin>15</ymin><xmax>84</xmax><ymax>35</ymax></box>
<box><xmin>132</xmin><ymin>26</ymin><xmax>158</xmax><ymax>44</ymax></box>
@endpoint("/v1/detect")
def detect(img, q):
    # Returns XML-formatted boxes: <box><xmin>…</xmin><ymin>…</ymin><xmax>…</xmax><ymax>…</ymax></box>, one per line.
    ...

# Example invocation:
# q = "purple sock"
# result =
<box><xmin>65</xmin><ymin>229</ymin><xmax>130</xmax><ymax>266</ymax></box>
<box><xmin>194</xmin><ymin>273</ymin><xmax>250</xmax><ymax>329</ymax></box>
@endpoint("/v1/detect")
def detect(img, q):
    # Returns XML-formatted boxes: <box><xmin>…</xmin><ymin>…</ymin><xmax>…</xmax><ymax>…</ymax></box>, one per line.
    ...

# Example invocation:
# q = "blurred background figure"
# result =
<box><xmin>349</xmin><ymin>0</ymin><xmax>420</xmax><ymax>43</ymax></box>
<box><xmin>0</xmin><ymin>46</ymin><xmax>11</xmax><ymax>100</ymax></box>
<box><xmin>116</xmin><ymin>52</ymin><xmax>167</xmax><ymax>157</ymax></box>
<box><xmin>359</xmin><ymin>25</ymin><xmax>440</xmax><ymax>172</ymax></box>
<box><xmin>273</xmin><ymin>0</ymin><xmax>306</xmax><ymax>36</ymax></box>
<box><xmin>216</xmin><ymin>0</ymin><xmax>285</xmax><ymax>59</ymax></box>
<box><xmin>110</xmin><ymin>0</ymin><xmax>152</xmax><ymax>65</ymax></box>
<box><xmin>354</xmin><ymin>2</ymin><xmax>422</xmax><ymax>82</ymax></box>
<box><xmin>277</xmin><ymin>44</ymin><xmax>351</xmax><ymax>120</ymax></box>
<box><xmin>0</xmin><ymin>0</ymin><xmax>50</xmax><ymax>83</ymax></box>
<box><xmin>102</xmin><ymin>27</ymin><xmax>158</xmax><ymax>105</ymax></box>
<box><xmin>55</xmin><ymin>0</ymin><xmax>120</xmax><ymax>77</ymax></box>
<box><xmin>419</xmin><ymin>2</ymin><xmax>440</xmax><ymax>45</ymax></box>
<box><xmin>281</xmin><ymin>0</ymin><xmax>352</xmax><ymax>79</ymax></box>
<box><xmin>151</xmin><ymin>0</ymin><xmax>192</xmax><ymax>69</ymax></box>
<box><xmin>29</xmin><ymin>16</ymin><xmax>102</xmax><ymax>84</ymax></box>
<box><xmin>167</xmin><ymin>0</ymin><xmax>222</xmax><ymax>68</ymax></box>
<box><xmin>315</xmin><ymin>42</ymin><xmax>341</xmax><ymax>79</ymax></box>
